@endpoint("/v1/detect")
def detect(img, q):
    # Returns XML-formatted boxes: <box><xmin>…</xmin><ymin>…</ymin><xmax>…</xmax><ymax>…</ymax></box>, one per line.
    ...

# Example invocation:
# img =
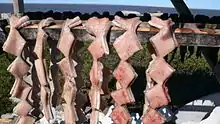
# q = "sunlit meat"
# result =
<box><xmin>142</xmin><ymin>108</ymin><xmax>165</xmax><ymax>124</ymax></box>
<box><xmin>57</xmin><ymin>17</ymin><xmax>82</xmax><ymax>123</ymax></box>
<box><xmin>111</xmin><ymin>88</ymin><xmax>135</xmax><ymax>106</ymax></box>
<box><xmin>148</xmin><ymin>17</ymin><xmax>178</xmax><ymax>58</ymax></box>
<box><xmin>110</xmin><ymin>106</ymin><xmax>131</xmax><ymax>124</ymax></box>
<box><xmin>146</xmin><ymin>84</ymin><xmax>171</xmax><ymax>109</ymax></box>
<box><xmin>147</xmin><ymin>57</ymin><xmax>175</xmax><ymax>84</ymax></box>
<box><xmin>112</xmin><ymin>16</ymin><xmax>143</xmax><ymax>61</ymax></box>
<box><xmin>3</xmin><ymin>15</ymin><xmax>30</xmax><ymax>56</ymax></box>
<box><xmin>113</xmin><ymin>61</ymin><xmax>137</xmax><ymax>88</ymax></box>
<box><xmin>85</xmin><ymin>17</ymin><xmax>111</xmax><ymax>124</ymax></box>
<box><xmin>89</xmin><ymin>60</ymin><xmax>104</xmax><ymax>86</ymax></box>
<box><xmin>33</xmin><ymin>18</ymin><xmax>54</xmax><ymax>121</ymax></box>
<box><xmin>85</xmin><ymin>17</ymin><xmax>111</xmax><ymax>59</ymax></box>
<box><xmin>7</xmin><ymin>57</ymin><xmax>31</xmax><ymax>100</ymax></box>
<box><xmin>57</xmin><ymin>17</ymin><xmax>82</xmax><ymax>58</ymax></box>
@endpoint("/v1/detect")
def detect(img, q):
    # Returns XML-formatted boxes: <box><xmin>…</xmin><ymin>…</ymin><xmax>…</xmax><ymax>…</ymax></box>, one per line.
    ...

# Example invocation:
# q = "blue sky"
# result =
<box><xmin>1</xmin><ymin>0</ymin><xmax>220</xmax><ymax>10</ymax></box>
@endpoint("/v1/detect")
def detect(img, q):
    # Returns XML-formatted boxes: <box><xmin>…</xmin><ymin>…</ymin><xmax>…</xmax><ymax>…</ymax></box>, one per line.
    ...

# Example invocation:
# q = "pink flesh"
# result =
<box><xmin>85</xmin><ymin>17</ymin><xmax>111</xmax><ymax>123</ymax></box>
<box><xmin>111</xmin><ymin>88</ymin><xmax>135</xmax><ymax>105</ymax></box>
<box><xmin>57</xmin><ymin>17</ymin><xmax>81</xmax><ymax>57</ymax></box>
<box><xmin>63</xmin><ymin>104</ymin><xmax>78</xmax><ymax>123</ymax></box>
<box><xmin>114</xmin><ymin>16</ymin><xmax>141</xmax><ymax>31</ymax></box>
<box><xmin>149</xmin><ymin>28</ymin><xmax>178</xmax><ymax>58</ymax></box>
<box><xmin>142</xmin><ymin>108</ymin><xmax>164</xmax><ymax>124</ymax></box>
<box><xmin>110</xmin><ymin>106</ymin><xmax>131</xmax><ymax>124</ymax></box>
<box><xmin>146</xmin><ymin>84</ymin><xmax>171</xmax><ymax>109</ymax></box>
<box><xmin>57</xmin><ymin>17</ymin><xmax>83</xmax><ymax>123</ymax></box>
<box><xmin>85</xmin><ymin>17</ymin><xmax>111</xmax><ymax>38</ymax></box>
<box><xmin>113</xmin><ymin>61</ymin><xmax>136</xmax><ymax>88</ymax></box>
<box><xmin>3</xmin><ymin>29</ymin><xmax>26</xmax><ymax>56</ymax></box>
<box><xmin>148</xmin><ymin>17</ymin><xmax>173</xmax><ymax>29</ymax></box>
<box><xmin>89</xmin><ymin>86</ymin><xmax>101</xmax><ymax>110</ymax></box>
<box><xmin>148</xmin><ymin>58</ymin><xmax>175</xmax><ymax>84</ymax></box>
<box><xmin>3</xmin><ymin>16</ymin><xmax>30</xmax><ymax>56</ymax></box>
<box><xmin>85</xmin><ymin>17</ymin><xmax>111</xmax><ymax>57</ymax></box>
<box><xmin>148</xmin><ymin>17</ymin><xmax>178</xmax><ymax>58</ymax></box>
<box><xmin>10</xmin><ymin>79</ymin><xmax>31</xmax><ymax>100</ymax></box>
<box><xmin>87</xmin><ymin>39</ymin><xmax>105</xmax><ymax>59</ymax></box>
<box><xmin>89</xmin><ymin>60</ymin><xmax>103</xmax><ymax>86</ymax></box>
<box><xmin>58</xmin><ymin>58</ymin><xmax>76</xmax><ymax>79</ymax></box>
<box><xmin>113</xmin><ymin>17</ymin><xmax>142</xmax><ymax>61</ymax></box>
<box><xmin>63</xmin><ymin>80</ymin><xmax>78</xmax><ymax>123</ymax></box>
<box><xmin>35</xmin><ymin>59</ymin><xmax>53</xmax><ymax>120</ymax></box>
<box><xmin>17</xmin><ymin>116</ymin><xmax>34</xmax><ymax>124</ymax></box>
<box><xmin>33</xmin><ymin>29</ymin><xmax>47</xmax><ymax>59</ymax></box>
<box><xmin>8</xmin><ymin>57</ymin><xmax>31</xmax><ymax>99</ymax></box>
<box><xmin>40</xmin><ymin>86</ymin><xmax>53</xmax><ymax>121</ymax></box>
<box><xmin>90</xmin><ymin>110</ymin><xmax>99</xmax><ymax>124</ymax></box>
<box><xmin>14</xmin><ymin>100</ymin><xmax>32</xmax><ymax>116</ymax></box>
<box><xmin>8</xmin><ymin>57</ymin><xmax>30</xmax><ymax>78</ymax></box>
<box><xmin>35</xmin><ymin>59</ymin><xmax>48</xmax><ymax>86</ymax></box>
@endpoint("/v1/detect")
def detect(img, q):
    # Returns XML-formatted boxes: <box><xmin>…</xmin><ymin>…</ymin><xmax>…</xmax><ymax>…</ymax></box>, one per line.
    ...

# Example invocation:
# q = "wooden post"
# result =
<box><xmin>13</xmin><ymin>0</ymin><xmax>24</xmax><ymax>17</ymax></box>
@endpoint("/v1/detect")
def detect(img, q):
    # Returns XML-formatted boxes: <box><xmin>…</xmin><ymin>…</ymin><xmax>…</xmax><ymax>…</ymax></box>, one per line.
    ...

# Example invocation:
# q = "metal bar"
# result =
<box><xmin>13</xmin><ymin>0</ymin><xmax>24</xmax><ymax>17</ymax></box>
<box><xmin>170</xmin><ymin>0</ymin><xmax>192</xmax><ymax>16</ymax></box>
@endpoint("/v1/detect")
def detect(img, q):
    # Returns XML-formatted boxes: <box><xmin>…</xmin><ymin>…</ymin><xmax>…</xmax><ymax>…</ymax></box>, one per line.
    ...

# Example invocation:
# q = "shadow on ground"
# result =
<box><xmin>127</xmin><ymin>66</ymin><xmax>220</xmax><ymax>116</ymax></box>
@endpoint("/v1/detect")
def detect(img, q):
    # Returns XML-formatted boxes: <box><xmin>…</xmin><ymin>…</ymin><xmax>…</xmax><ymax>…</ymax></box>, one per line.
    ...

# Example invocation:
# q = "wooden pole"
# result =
<box><xmin>13</xmin><ymin>0</ymin><xmax>24</xmax><ymax>17</ymax></box>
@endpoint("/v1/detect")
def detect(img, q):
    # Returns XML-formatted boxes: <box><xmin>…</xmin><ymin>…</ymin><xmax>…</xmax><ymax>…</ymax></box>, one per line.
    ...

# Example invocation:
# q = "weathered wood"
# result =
<box><xmin>4</xmin><ymin>21</ymin><xmax>220</xmax><ymax>47</ymax></box>
<box><xmin>13</xmin><ymin>0</ymin><xmax>24</xmax><ymax>17</ymax></box>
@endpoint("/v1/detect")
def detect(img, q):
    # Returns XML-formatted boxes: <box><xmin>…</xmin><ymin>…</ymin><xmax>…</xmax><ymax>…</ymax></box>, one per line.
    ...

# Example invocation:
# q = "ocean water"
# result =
<box><xmin>0</xmin><ymin>3</ymin><xmax>220</xmax><ymax>17</ymax></box>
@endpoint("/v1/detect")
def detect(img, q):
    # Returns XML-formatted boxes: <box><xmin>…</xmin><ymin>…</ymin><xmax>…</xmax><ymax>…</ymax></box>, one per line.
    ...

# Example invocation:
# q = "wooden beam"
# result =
<box><xmin>13</xmin><ymin>0</ymin><xmax>24</xmax><ymax>17</ymax></box>
<box><xmin>4</xmin><ymin>21</ymin><xmax>220</xmax><ymax>47</ymax></box>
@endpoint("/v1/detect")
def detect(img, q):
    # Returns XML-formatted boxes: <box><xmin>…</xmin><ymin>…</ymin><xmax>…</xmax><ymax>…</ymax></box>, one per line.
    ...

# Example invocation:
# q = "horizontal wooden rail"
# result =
<box><xmin>5</xmin><ymin>21</ymin><xmax>220</xmax><ymax>47</ymax></box>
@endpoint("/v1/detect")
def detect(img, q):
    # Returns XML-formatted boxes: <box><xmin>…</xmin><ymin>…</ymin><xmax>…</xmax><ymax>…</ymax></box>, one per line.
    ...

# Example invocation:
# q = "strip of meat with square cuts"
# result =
<box><xmin>33</xmin><ymin>17</ymin><xmax>54</xmax><ymax>59</ymax></box>
<box><xmin>89</xmin><ymin>60</ymin><xmax>103</xmax><ymax>86</ymax></box>
<box><xmin>148</xmin><ymin>17</ymin><xmax>173</xmax><ymax>29</ymax></box>
<box><xmin>13</xmin><ymin>100</ymin><xmax>32</xmax><ymax>117</ymax></box>
<box><xmin>110</xmin><ymin>106</ymin><xmax>131</xmax><ymax>124</ymax></box>
<box><xmin>7</xmin><ymin>57</ymin><xmax>31</xmax><ymax>100</ymax></box>
<box><xmin>2</xmin><ymin>16</ymin><xmax>30</xmax><ymax>56</ymax></box>
<box><xmin>142</xmin><ymin>107</ymin><xmax>165</xmax><ymax>124</ymax></box>
<box><xmin>111</xmin><ymin>88</ymin><xmax>135</xmax><ymax>106</ymax></box>
<box><xmin>58</xmin><ymin>58</ymin><xmax>77</xmax><ymax>79</ymax></box>
<box><xmin>112</xmin><ymin>16</ymin><xmax>142</xmax><ymax>61</ymax></box>
<box><xmin>57</xmin><ymin>17</ymin><xmax>82</xmax><ymax>124</ymax></box>
<box><xmin>33</xmin><ymin>18</ymin><xmax>55</xmax><ymax>121</ymax></box>
<box><xmin>148</xmin><ymin>17</ymin><xmax>178</xmax><ymax>58</ymax></box>
<box><xmin>113</xmin><ymin>61</ymin><xmax>137</xmax><ymax>88</ymax></box>
<box><xmin>85</xmin><ymin>16</ymin><xmax>112</xmax><ymax>124</ymax></box>
<box><xmin>87</xmin><ymin>39</ymin><xmax>106</xmax><ymax>60</ymax></box>
<box><xmin>146</xmin><ymin>84</ymin><xmax>171</xmax><ymax>109</ymax></box>
<box><xmin>57</xmin><ymin>17</ymin><xmax>81</xmax><ymax>58</ymax></box>
<box><xmin>85</xmin><ymin>17</ymin><xmax>111</xmax><ymax>58</ymax></box>
<box><xmin>148</xmin><ymin>58</ymin><xmax>175</xmax><ymax>85</ymax></box>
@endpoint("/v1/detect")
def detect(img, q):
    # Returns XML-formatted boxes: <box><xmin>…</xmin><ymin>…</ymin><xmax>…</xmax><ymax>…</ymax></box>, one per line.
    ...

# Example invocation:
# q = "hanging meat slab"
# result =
<box><xmin>33</xmin><ymin>18</ymin><xmax>55</xmax><ymax>121</ymax></box>
<box><xmin>148</xmin><ymin>17</ymin><xmax>178</xmax><ymax>58</ymax></box>
<box><xmin>110</xmin><ymin>106</ymin><xmax>131</xmax><ymax>124</ymax></box>
<box><xmin>113</xmin><ymin>61</ymin><xmax>137</xmax><ymax>88</ymax></box>
<box><xmin>146</xmin><ymin>84</ymin><xmax>171</xmax><ymax>109</ymax></box>
<box><xmin>148</xmin><ymin>57</ymin><xmax>175</xmax><ymax>84</ymax></box>
<box><xmin>111</xmin><ymin>88</ymin><xmax>135</xmax><ymax>106</ymax></box>
<box><xmin>3</xmin><ymin>15</ymin><xmax>30</xmax><ymax>56</ymax></box>
<box><xmin>57</xmin><ymin>17</ymin><xmax>82</xmax><ymax>123</ymax></box>
<box><xmin>142</xmin><ymin>108</ymin><xmax>165</xmax><ymax>124</ymax></box>
<box><xmin>112</xmin><ymin>16</ymin><xmax>143</xmax><ymax>61</ymax></box>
